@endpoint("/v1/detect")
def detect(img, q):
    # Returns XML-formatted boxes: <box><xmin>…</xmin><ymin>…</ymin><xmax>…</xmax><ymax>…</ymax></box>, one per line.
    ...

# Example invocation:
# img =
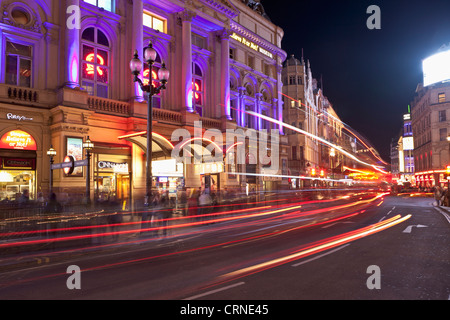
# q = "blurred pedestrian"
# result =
<box><xmin>18</xmin><ymin>189</ymin><xmax>30</xmax><ymax>205</ymax></box>
<box><xmin>44</xmin><ymin>193</ymin><xmax>63</xmax><ymax>214</ymax></box>
<box><xmin>434</xmin><ymin>186</ymin><xmax>442</xmax><ymax>206</ymax></box>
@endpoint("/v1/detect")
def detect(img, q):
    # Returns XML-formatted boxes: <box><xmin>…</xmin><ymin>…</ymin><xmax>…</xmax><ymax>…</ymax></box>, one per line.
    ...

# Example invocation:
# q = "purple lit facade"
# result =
<box><xmin>0</xmin><ymin>0</ymin><xmax>289</xmax><ymax>207</ymax></box>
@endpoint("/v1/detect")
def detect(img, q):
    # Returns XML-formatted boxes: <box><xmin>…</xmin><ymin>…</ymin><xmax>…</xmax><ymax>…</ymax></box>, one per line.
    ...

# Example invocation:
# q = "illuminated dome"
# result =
<box><xmin>285</xmin><ymin>54</ymin><xmax>302</xmax><ymax>67</ymax></box>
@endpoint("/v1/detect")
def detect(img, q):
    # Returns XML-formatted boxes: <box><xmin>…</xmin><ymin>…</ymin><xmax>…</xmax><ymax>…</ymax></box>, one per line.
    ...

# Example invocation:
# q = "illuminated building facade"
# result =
<box><xmin>412</xmin><ymin>82</ymin><xmax>450</xmax><ymax>188</ymax></box>
<box><xmin>0</xmin><ymin>0</ymin><xmax>288</xmax><ymax>206</ymax></box>
<box><xmin>282</xmin><ymin>54</ymin><xmax>347</xmax><ymax>188</ymax></box>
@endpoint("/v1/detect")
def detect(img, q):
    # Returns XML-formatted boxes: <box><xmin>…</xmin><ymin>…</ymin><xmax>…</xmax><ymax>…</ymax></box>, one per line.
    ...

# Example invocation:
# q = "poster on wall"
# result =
<box><xmin>66</xmin><ymin>137</ymin><xmax>83</xmax><ymax>176</ymax></box>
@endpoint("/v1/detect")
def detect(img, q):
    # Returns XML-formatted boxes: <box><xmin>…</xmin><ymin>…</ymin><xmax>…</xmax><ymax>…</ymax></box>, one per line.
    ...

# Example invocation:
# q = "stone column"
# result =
<box><xmin>179</xmin><ymin>10</ymin><xmax>196</xmax><ymax>113</ymax></box>
<box><xmin>131</xmin><ymin>0</ymin><xmax>144</xmax><ymax>101</ymax></box>
<box><xmin>64</xmin><ymin>0</ymin><xmax>80</xmax><ymax>88</ymax></box>
<box><xmin>219</xmin><ymin>28</ymin><xmax>232</xmax><ymax>120</ymax></box>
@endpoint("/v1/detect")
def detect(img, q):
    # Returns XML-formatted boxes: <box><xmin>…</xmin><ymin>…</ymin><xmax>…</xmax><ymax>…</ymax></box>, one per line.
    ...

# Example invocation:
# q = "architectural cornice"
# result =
<box><xmin>198</xmin><ymin>0</ymin><xmax>239</xmax><ymax>19</ymax></box>
<box><xmin>230</xmin><ymin>21</ymin><xmax>287</xmax><ymax>62</ymax></box>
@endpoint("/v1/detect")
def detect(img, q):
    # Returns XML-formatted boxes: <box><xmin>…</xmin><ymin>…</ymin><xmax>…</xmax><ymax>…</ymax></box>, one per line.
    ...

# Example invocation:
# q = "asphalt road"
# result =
<box><xmin>0</xmin><ymin>194</ymin><xmax>448</xmax><ymax>302</ymax></box>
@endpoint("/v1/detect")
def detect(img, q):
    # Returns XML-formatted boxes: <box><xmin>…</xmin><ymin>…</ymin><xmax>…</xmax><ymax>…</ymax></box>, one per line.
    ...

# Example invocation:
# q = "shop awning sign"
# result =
<box><xmin>0</xmin><ymin>130</ymin><xmax>37</xmax><ymax>150</ymax></box>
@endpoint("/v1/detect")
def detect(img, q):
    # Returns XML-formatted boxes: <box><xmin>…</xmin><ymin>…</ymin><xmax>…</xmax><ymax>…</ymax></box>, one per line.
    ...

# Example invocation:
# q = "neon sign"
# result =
<box><xmin>85</xmin><ymin>53</ymin><xmax>105</xmax><ymax>76</ymax></box>
<box><xmin>143</xmin><ymin>68</ymin><xmax>159</xmax><ymax>87</ymax></box>
<box><xmin>230</xmin><ymin>32</ymin><xmax>273</xmax><ymax>59</ymax></box>
<box><xmin>0</xmin><ymin>130</ymin><xmax>37</xmax><ymax>150</ymax></box>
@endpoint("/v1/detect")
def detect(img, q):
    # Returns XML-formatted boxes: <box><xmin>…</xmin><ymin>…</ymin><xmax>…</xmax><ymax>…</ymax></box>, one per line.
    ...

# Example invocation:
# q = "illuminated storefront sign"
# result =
<box><xmin>0</xmin><ymin>130</ymin><xmax>37</xmax><ymax>150</ymax></box>
<box><xmin>6</xmin><ymin>113</ymin><xmax>33</xmax><ymax>121</ymax></box>
<box><xmin>98</xmin><ymin>161</ymin><xmax>129</xmax><ymax>173</ymax></box>
<box><xmin>230</xmin><ymin>32</ymin><xmax>273</xmax><ymax>59</ymax></box>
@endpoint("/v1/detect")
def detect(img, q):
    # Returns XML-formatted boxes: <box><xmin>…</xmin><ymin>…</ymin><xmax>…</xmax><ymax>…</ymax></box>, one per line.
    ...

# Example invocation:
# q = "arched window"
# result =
<box><xmin>81</xmin><ymin>27</ymin><xmax>110</xmax><ymax>98</ymax></box>
<box><xmin>192</xmin><ymin>62</ymin><xmax>203</xmax><ymax>116</ymax></box>
<box><xmin>142</xmin><ymin>49</ymin><xmax>162</xmax><ymax>108</ymax></box>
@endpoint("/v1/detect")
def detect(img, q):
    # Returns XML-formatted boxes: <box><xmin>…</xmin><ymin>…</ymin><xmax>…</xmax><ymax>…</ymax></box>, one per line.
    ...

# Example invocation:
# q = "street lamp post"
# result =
<box><xmin>47</xmin><ymin>145</ymin><xmax>57</xmax><ymax>195</ymax></box>
<box><xmin>130</xmin><ymin>42</ymin><xmax>170</xmax><ymax>206</ymax></box>
<box><xmin>83</xmin><ymin>136</ymin><xmax>94</xmax><ymax>205</ymax></box>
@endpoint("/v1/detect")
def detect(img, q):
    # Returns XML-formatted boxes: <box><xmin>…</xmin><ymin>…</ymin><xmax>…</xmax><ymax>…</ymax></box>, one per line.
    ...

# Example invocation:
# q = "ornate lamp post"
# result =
<box><xmin>130</xmin><ymin>41</ymin><xmax>170</xmax><ymax>206</ymax></box>
<box><xmin>83</xmin><ymin>136</ymin><xmax>94</xmax><ymax>205</ymax></box>
<box><xmin>47</xmin><ymin>145</ymin><xmax>57</xmax><ymax>195</ymax></box>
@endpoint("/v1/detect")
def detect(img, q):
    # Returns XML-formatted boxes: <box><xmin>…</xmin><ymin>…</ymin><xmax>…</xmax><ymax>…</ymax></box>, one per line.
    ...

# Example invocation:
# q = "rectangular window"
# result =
<box><xmin>440</xmin><ymin>127</ymin><xmax>447</xmax><ymax>141</ymax></box>
<box><xmin>247</xmin><ymin>55</ymin><xmax>255</xmax><ymax>69</ymax></box>
<box><xmin>439</xmin><ymin>110</ymin><xmax>446</xmax><ymax>122</ymax></box>
<box><xmin>229</xmin><ymin>48</ymin><xmax>236</xmax><ymax>60</ymax></box>
<box><xmin>84</xmin><ymin>0</ymin><xmax>113</xmax><ymax>12</ymax></box>
<box><xmin>143</xmin><ymin>11</ymin><xmax>166</xmax><ymax>33</ymax></box>
<box><xmin>192</xmin><ymin>33</ymin><xmax>206</xmax><ymax>49</ymax></box>
<box><xmin>438</xmin><ymin>93</ymin><xmax>446</xmax><ymax>103</ymax></box>
<box><xmin>292</xmin><ymin>146</ymin><xmax>297</xmax><ymax>160</ymax></box>
<box><xmin>5</xmin><ymin>41</ymin><xmax>32</xmax><ymax>87</ymax></box>
<box><xmin>289</xmin><ymin>75</ymin><xmax>296</xmax><ymax>85</ymax></box>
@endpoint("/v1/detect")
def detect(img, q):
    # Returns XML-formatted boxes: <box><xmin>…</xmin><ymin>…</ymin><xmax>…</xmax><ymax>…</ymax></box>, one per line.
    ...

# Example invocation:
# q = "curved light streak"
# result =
<box><xmin>219</xmin><ymin>214</ymin><xmax>411</xmax><ymax>281</ymax></box>
<box><xmin>280</xmin><ymin>91</ymin><xmax>388</xmax><ymax>165</ymax></box>
<box><xmin>245</xmin><ymin>109</ymin><xmax>385</xmax><ymax>171</ymax></box>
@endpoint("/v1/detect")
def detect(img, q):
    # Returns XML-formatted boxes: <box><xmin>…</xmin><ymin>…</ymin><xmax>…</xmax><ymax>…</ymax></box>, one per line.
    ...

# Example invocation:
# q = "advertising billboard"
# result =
<box><xmin>423</xmin><ymin>49</ymin><xmax>450</xmax><ymax>87</ymax></box>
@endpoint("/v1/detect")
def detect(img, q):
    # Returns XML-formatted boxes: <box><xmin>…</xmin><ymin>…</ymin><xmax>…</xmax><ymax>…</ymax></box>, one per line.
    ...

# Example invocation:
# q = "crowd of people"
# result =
<box><xmin>434</xmin><ymin>185</ymin><xmax>450</xmax><ymax>207</ymax></box>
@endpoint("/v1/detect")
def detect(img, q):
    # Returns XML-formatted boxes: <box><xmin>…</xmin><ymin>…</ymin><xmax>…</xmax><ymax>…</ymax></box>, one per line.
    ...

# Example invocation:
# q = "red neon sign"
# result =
<box><xmin>84</xmin><ymin>52</ymin><xmax>107</xmax><ymax>77</ymax></box>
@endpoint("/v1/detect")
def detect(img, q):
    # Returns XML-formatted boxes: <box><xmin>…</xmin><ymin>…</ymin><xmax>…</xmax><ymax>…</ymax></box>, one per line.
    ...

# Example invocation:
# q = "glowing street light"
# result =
<box><xmin>130</xmin><ymin>41</ymin><xmax>170</xmax><ymax>206</ymax></box>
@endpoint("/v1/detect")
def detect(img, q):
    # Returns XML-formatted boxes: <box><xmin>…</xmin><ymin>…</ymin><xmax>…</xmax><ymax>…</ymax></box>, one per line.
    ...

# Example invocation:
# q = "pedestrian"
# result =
<box><xmin>198</xmin><ymin>189</ymin><xmax>212</xmax><ymax>221</ymax></box>
<box><xmin>18</xmin><ymin>189</ymin><xmax>30</xmax><ymax>205</ymax></box>
<box><xmin>441</xmin><ymin>188</ymin><xmax>449</xmax><ymax>207</ymax></box>
<box><xmin>107</xmin><ymin>196</ymin><xmax>122</xmax><ymax>241</ymax></box>
<box><xmin>44</xmin><ymin>193</ymin><xmax>63</xmax><ymax>214</ymax></box>
<box><xmin>187</xmin><ymin>189</ymin><xmax>199</xmax><ymax>217</ymax></box>
<box><xmin>434</xmin><ymin>186</ymin><xmax>442</xmax><ymax>206</ymax></box>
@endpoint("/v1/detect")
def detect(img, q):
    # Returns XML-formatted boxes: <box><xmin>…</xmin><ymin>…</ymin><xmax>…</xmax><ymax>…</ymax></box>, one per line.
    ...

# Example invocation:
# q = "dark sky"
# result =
<box><xmin>261</xmin><ymin>0</ymin><xmax>450</xmax><ymax>161</ymax></box>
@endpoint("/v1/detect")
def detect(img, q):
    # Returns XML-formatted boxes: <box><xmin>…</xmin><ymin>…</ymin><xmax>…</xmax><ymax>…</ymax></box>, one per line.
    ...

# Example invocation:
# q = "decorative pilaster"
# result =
<box><xmin>179</xmin><ymin>10</ymin><xmax>196</xmax><ymax>113</ymax></box>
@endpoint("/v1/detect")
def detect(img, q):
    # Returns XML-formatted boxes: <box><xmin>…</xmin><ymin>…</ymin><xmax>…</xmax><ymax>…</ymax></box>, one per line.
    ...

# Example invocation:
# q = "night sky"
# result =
<box><xmin>261</xmin><ymin>0</ymin><xmax>450</xmax><ymax>162</ymax></box>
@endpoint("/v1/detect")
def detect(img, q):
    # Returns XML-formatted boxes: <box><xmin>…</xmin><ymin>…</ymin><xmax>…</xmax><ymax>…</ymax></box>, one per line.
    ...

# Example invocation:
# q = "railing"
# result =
<box><xmin>153</xmin><ymin>108</ymin><xmax>182</xmax><ymax>124</ymax></box>
<box><xmin>200</xmin><ymin>117</ymin><xmax>222</xmax><ymax>129</ymax></box>
<box><xmin>7</xmin><ymin>86</ymin><xmax>38</xmax><ymax>102</ymax></box>
<box><xmin>87</xmin><ymin>96</ymin><xmax>130</xmax><ymax>115</ymax></box>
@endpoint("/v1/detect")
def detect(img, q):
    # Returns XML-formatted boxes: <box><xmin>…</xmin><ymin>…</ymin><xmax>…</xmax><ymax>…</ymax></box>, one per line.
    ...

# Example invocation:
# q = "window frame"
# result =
<box><xmin>143</xmin><ymin>10</ymin><xmax>166</xmax><ymax>33</ymax></box>
<box><xmin>84</xmin><ymin>0</ymin><xmax>114</xmax><ymax>12</ymax></box>
<box><xmin>4</xmin><ymin>39</ymin><xmax>33</xmax><ymax>88</ymax></box>
<box><xmin>80</xmin><ymin>27</ymin><xmax>111</xmax><ymax>99</ymax></box>
<box><xmin>192</xmin><ymin>62</ymin><xmax>204</xmax><ymax>116</ymax></box>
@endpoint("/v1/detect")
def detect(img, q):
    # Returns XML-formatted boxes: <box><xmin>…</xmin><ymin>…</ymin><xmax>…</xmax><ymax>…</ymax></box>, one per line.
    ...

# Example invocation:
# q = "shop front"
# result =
<box><xmin>93</xmin><ymin>149</ymin><xmax>132</xmax><ymax>209</ymax></box>
<box><xmin>0</xmin><ymin>130</ymin><xmax>37</xmax><ymax>201</ymax></box>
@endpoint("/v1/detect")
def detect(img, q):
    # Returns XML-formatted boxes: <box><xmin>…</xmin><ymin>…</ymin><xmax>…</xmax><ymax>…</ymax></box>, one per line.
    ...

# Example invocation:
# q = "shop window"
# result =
<box><xmin>84</xmin><ymin>0</ymin><xmax>113</xmax><ymax>12</ymax></box>
<box><xmin>5</xmin><ymin>40</ymin><xmax>32</xmax><ymax>87</ymax></box>
<box><xmin>81</xmin><ymin>27</ymin><xmax>110</xmax><ymax>98</ymax></box>
<box><xmin>143</xmin><ymin>10</ymin><xmax>166</xmax><ymax>33</ymax></box>
<box><xmin>192</xmin><ymin>62</ymin><xmax>203</xmax><ymax>116</ymax></box>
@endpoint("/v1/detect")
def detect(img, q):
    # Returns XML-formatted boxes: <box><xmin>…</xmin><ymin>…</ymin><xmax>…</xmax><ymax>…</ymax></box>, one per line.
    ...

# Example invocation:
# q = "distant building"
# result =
<box><xmin>412</xmin><ymin>82</ymin><xmax>450</xmax><ymax>188</ymax></box>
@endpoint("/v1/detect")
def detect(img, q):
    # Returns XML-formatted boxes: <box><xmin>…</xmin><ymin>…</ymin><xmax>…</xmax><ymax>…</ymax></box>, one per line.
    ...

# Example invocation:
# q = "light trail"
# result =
<box><xmin>279</xmin><ymin>91</ymin><xmax>389</xmax><ymax>165</ymax></box>
<box><xmin>217</xmin><ymin>214</ymin><xmax>411</xmax><ymax>282</ymax></box>
<box><xmin>0</xmin><ymin>192</ymin><xmax>386</xmax><ymax>249</ymax></box>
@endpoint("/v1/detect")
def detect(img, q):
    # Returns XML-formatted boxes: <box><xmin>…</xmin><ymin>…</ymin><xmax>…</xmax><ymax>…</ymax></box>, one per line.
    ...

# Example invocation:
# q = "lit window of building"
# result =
<box><xmin>84</xmin><ymin>0</ymin><xmax>113</xmax><ymax>12</ymax></box>
<box><xmin>192</xmin><ymin>62</ymin><xmax>203</xmax><ymax>116</ymax></box>
<box><xmin>5</xmin><ymin>41</ymin><xmax>32</xmax><ymax>87</ymax></box>
<box><xmin>143</xmin><ymin>11</ymin><xmax>166</xmax><ymax>33</ymax></box>
<box><xmin>81</xmin><ymin>27</ymin><xmax>110</xmax><ymax>98</ymax></box>
<box><xmin>438</xmin><ymin>93</ymin><xmax>446</xmax><ymax>103</ymax></box>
